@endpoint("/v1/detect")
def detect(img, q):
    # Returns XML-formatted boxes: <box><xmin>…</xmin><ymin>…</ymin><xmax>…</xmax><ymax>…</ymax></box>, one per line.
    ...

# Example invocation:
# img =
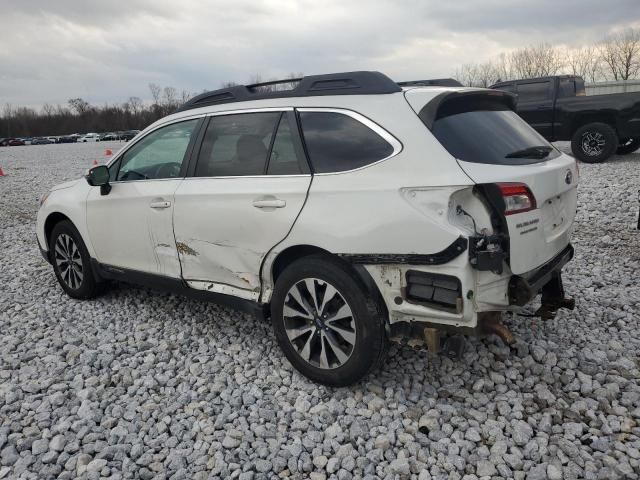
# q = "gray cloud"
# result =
<box><xmin>1</xmin><ymin>0</ymin><xmax>638</xmax><ymax>108</ymax></box>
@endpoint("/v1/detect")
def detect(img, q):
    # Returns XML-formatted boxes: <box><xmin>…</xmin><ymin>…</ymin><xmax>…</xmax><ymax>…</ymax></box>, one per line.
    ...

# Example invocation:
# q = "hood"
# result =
<box><xmin>51</xmin><ymin>178</ymin><xmax>81</xmax><ymax>192</ymax></box>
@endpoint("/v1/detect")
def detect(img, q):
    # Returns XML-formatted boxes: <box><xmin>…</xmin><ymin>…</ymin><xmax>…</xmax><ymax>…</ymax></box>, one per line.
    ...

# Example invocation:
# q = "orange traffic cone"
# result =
<box><xmin>0</xmin><ymin>167</ymin><xmax>5</xmax><ymax>177</ymax></box>
<box><xmin>92</xmin><ymin>159</ymin><xmax>98</xmax><ymax>166</ymax></box>
<box><xmin>104</xmin><ymin>149</ymin><xmax>113</xmax><ymax>156</ymax></box>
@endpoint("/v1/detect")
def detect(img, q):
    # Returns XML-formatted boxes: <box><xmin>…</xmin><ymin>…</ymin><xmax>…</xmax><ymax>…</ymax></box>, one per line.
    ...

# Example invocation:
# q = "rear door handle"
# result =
<box><xmin>150</xmin><ymin>201</ymin><xmax>171</xmax><ymax>209</ymax></box>
<box><xmin>252</xmin><ymin>198</ymin><xmax>286</xmax><ymax>209</ymax></box>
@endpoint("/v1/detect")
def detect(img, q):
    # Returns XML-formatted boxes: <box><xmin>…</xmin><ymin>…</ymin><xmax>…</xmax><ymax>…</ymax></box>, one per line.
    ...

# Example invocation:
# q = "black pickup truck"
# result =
<box><xmin>490</xmin><ymin>75</ymin><xmax>640</xmax><ymax>163</ymax></box>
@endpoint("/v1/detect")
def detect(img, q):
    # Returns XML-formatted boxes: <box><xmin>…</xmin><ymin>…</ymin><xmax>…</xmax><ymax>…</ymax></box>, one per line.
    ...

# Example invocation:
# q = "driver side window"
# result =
<box><xmin>116</xmin><ymin>119</ymin><xmax>198</xmax><ymax>181</ymax></box>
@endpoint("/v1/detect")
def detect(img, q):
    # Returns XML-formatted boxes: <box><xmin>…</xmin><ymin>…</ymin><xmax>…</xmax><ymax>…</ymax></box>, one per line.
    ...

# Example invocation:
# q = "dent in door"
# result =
<box><xmin>147</xmin><ymin>213</ymin><xmax>181</xmax><ymax>276</ymax></box>
<box><xmin>176</xmin><ymin>237</ymin><xmax>262</xmax><ymax>296</ymax></box>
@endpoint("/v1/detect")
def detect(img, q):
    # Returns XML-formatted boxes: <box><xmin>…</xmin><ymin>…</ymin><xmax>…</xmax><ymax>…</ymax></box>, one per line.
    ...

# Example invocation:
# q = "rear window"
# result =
<box><xmin>558</xmin><ymin>79</ymin><xmax>576</xmax><ymax>98</ymax></box>
<box><xmin>299</xmin><ymin>112</ymin><xmax>394</xmax><ymax>173</ymax></box>
<box><xmin>516</xmin><ymin>81</ymin><xmax>550</xmax><ymax>102</ymax></box>
<box><xmin>431</xmin><ymin>102</ymin><xmax>560</xmax><ymax>165</ymax></box>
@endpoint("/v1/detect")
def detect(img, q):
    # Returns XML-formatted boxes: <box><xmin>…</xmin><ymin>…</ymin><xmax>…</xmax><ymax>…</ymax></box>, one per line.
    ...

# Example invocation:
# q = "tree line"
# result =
<box><xmin>0</xmin><ymin>84</ymin><xmax>193</xmax><ymax>139</ymax></box>
<box><xmin>0</xmin><ymin>74</ymin><xmax>302</xmax><ymax>138</ymax></box>
<box><xmin>454</xmin><ymin>27</ymin><xmax>640</xmax><ymax>87</ymax></box>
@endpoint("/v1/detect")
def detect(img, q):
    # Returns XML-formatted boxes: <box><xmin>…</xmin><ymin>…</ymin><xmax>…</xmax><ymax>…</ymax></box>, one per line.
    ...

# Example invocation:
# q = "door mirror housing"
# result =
<box><xmin>86</xmin><ymin>165</ymin><xmax>112</xmax><ymax>195</ymax></box>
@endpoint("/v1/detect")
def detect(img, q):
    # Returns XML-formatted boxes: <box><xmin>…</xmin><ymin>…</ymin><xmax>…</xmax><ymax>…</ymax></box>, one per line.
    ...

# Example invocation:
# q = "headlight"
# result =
<box><xmin>39</xmin><ymin>191</ymin><xmax>50</xmax><ymax>206</ymax></box>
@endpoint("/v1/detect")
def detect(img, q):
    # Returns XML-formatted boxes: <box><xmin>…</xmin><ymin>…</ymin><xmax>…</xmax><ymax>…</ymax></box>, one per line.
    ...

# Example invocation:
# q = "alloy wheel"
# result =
<box><xmin>282</xmin><ymin>278</ymin><xmax>356</xmax><ymax>370</ymax></box>
<box><xmin>54</xmin><ymin>233</ymin><xmax>84</xmax><ymax>289</ymax></box>
<box><xmin>581</xmin><ymin>131</ymin><xmax>605</xmax><ymax>157</ymax></box>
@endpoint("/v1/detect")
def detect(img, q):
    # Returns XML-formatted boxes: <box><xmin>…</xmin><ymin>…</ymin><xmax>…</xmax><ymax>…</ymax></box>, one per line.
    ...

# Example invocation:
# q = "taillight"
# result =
<box><xmin>497</xmin><ymin>183</ymin><xmax>536</xmax><ymax>215</ymax></box>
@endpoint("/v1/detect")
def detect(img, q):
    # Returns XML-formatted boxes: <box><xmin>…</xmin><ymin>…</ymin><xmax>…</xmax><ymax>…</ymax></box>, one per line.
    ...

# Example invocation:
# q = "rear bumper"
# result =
<box><xmin>508</xmin><ymin>244</ymin><xmax>574</xmax><ymax>306</ymax></box>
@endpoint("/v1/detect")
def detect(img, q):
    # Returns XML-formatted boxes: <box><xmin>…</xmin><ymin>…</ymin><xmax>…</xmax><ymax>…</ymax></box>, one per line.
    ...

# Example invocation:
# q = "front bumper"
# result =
<box><xmin>508</xmin><ymin>244</ymin><xmax>574</xmax><ymax>306</ymax></box>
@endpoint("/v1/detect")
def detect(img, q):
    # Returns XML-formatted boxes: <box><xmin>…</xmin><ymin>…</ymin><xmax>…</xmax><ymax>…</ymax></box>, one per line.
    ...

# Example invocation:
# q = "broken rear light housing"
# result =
<box><xmin>497</xmin><ymin>182</ymin><xmax>536</xmax><ymax>215</ymax></box>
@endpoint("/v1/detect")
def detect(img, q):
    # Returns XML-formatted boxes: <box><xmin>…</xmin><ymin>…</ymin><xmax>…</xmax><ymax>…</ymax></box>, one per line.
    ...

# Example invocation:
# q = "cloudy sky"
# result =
<box><xmin>1</xmin><ymin>0</ymin><xmax>639</xmax><ymax>108</ymax></box>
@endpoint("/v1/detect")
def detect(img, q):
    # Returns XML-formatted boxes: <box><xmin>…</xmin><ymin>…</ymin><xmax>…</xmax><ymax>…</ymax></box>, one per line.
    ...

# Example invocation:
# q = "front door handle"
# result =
<box><xmin>150</xmin><ymin>201</ymin><xmax>171</xmax><ymax>209</ymax></box>
<box><xmin>252</xmin><ymin>198</ymin><xmax>286</xmax><ymax>209</ymax></box>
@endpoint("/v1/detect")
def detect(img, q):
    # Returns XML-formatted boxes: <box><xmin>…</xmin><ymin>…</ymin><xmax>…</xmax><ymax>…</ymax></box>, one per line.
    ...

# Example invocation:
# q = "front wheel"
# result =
<box><xmin>616</xmin><ymin>137</ymin><xmax>640</xmax><ymax>155</ymax></box>
<box><xmin>271</xmin><ymin>255</ymin><xmax>388</xmax><ymax>386</ymax></box>
<box><xmin>50</xmin><ymin>221</ymin><xmax>101</xmax><ymax>299</ymax></box>
<box><xmin>571</xmin><ymin>122</ymin><xmax>617</xmax><ymax>163</ymax></box>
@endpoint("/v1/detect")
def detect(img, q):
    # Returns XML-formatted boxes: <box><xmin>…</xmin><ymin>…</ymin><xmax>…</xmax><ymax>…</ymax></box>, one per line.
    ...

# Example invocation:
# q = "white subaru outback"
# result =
<box><xmin>36</xmin><ymin>71</ymin><xmax>577</xmax><ymax>386</ymax></box>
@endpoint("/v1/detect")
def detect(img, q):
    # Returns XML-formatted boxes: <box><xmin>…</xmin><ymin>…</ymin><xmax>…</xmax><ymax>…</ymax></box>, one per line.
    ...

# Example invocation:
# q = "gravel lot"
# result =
<box><xmin>0</xmin><ymin>141</ymin><xmax>639</xmax><ymax>480</ymax></box>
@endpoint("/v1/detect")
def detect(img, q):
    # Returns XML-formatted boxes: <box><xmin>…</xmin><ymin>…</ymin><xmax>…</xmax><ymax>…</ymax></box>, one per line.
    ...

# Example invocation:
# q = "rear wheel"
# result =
<box><xmin>50</xmin><ymin>221</ymin><xmax>100</xmax><ymax>299</ymax></box>
<box><xmin>571</xmin><ymin>122</ymin><xmax>617</xmax><ymax>163</ymax></box>
<box><xmin>616</xmin><ymin>137</ymin><xmax>640</xmax><ymax>155</ymax></box>
<box><xmin>271</xmin><ymin>255</ymin><xmax>388</xmax><ymax>386</ymax></box>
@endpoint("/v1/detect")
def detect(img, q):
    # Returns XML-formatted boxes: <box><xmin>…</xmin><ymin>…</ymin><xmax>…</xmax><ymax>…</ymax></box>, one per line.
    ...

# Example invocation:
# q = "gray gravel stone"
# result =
<box><xmin>0</xmin><ymin>142</ymin><xmax>638</xmax><ymax>480</ymax></box>
<box><xmin>476</xmin><ymin>459</ymin><xmax>497</xmax><ymax>476</ymax></box>
<box><xmin>389</xmin><ymin>457</ymin><xmax>410</xmax><ymax>475</ymax></box>
<box><xmin>32</xmin><ymin>438</ymin><xmax>49</xmax><ymax>456</ymax></box>
<box><xmin>512</xmin><ymin>420</ymin><xmax>534</xmax><ymax>446</ymax></box>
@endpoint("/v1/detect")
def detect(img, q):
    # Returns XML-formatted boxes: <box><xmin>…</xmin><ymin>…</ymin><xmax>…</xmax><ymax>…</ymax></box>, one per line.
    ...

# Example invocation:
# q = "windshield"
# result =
<box><xmin>432</xmin><ymin>109</ymin><xmax>560</xmax><ymax>165</ymax></box>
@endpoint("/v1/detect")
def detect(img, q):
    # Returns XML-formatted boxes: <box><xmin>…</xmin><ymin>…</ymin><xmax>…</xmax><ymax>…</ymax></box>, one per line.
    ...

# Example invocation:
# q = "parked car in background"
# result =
<box><xmin>57</xmin><ymin>135</ymin><xmax>78</xmax><ymax>143</ymax></box>
<box><xmin>31</xmin><ymin>137</ymin><xmax>54</xmax><ymax>145</ymax></box>
<box><xmin>79</xmin><ymin>133</ymin><xmax>99</xmax><ymax>142</ymax></box>
<box><xmin>120</xmin><ymin>130</ymin><xmax>140</xmax><ymax>141</ymax></box>
<box><xmin>490</xmin><ymin>75</ymin><xmax>640</xmax><ymax>163</ymax></box>
<box><xmin>37</xmin><ymin>71</ymin><xmax>577</xmax><ymax>385</ymax></box>
<box><xmin>100</xmin><ymin>132</ymin><xmax>119</xmax><ymax>141</ymax></box>
<box><xmin>1</xmin><ymin>138</ymin><xmax>26</xmax><ymax>146</ymax></box>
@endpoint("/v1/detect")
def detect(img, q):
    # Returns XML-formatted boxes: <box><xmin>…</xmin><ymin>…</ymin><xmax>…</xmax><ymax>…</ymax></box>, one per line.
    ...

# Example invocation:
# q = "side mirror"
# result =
<box><xmin>85</xmin><ymin>165</ymin><xmax>111</xmax><ymax>195</ymax></box>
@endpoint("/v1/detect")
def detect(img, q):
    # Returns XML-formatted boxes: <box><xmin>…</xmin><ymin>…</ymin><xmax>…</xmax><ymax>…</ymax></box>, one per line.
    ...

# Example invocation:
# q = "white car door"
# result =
<box><xmin>86</xmin><ymin>118</ymin><xmax>201</xmax><ymax>276</ymax></box>
<box><xmin>173</xmin><ymin>110</ymin><xmax>312</xmax><ymax>300</ymax></box>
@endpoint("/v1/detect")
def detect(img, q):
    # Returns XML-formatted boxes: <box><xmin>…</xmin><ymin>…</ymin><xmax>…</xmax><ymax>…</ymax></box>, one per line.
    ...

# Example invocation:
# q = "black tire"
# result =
<box><xmin>616</xmin><ymin>137</ymin><xmax>640</xmax><ymax>155</ymax></box>
<box><xmin>271</xmin><ymin>254</ymin><xmax>388</xmax><ymax>386</ymax></box>
<box><xmin>49</xmin><ymin>220</ymin><xmax>101</xmax><ymax>299</ymax></box>
<box><xmin>571</xmin><ymin>122</ymin><xmax>617</xmax><ymax>163</ymax></box>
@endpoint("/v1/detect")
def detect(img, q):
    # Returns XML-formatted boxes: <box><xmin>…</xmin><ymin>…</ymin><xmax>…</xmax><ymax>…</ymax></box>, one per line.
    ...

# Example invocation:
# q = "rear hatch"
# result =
<box><xmin>409</xmin><ymin>89</ymin><xmax>578</xmax><ymax>275</ymax></box>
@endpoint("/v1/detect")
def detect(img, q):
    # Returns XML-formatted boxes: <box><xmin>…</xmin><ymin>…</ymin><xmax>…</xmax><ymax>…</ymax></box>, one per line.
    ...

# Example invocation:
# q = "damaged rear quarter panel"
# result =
<box><xmin>364</xmin><ymin>257</ymin><xmax>477</xmax><ymax>328</ymax></box>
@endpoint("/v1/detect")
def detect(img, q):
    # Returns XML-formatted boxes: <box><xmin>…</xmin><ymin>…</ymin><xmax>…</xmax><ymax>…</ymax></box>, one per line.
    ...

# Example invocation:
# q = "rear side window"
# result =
<box><xmin>516</xmin><ymin>81</ymin><xmax>550</xmax><ymax>102</ymax></box>
<box><xmin>299</xmin><ymin>111</ymin><xmax>394</xmax><ymax>173</ymax></box>
<box><xmin>267</xmin><ymin>115</ymin><xmax>308</xmax><ymax>175</ymax></box>
<box><xmin>431</xmin><ymin>99</ymin><xmax>560</xmax><ymax>165</ymax></box>
<box><xmin>195</xmin><ymin>112</ymin><xmax>280</xmax><ymax>177</ymax></box>
<box><xmin>558</xmin><ymin>79</ymin><xmax>576</xmax><ymax>98</ymax></box>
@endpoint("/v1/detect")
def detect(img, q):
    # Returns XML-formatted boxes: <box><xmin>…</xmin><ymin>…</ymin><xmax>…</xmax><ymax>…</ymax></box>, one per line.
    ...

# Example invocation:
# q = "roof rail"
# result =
<box><xmin>398</xmin><ymin>78</ymin><xmax>463</xmax><ymax>88</ymax></box>
<box><xmin>178</xmin><ymin>71</ymin><xmax>402</xmax><ymax>111</ymax></box>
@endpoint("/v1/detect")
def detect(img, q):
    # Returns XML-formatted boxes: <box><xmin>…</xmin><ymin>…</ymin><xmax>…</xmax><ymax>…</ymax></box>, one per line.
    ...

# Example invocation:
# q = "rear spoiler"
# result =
<box><xmin>418</xmin><ymin>90</ymin><xmax>517</xmax><ymax>130</ymax></box>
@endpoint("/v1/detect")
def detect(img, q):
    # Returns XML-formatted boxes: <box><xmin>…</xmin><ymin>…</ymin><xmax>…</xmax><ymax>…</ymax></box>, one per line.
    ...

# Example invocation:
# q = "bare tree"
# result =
<box><xmin>565</xmin><ymin>46</ymin><xmax>602</xmax><ymax>83</ymax></box>
<box><xmin>148</xmin><ymin>83</ymin><xmax>162</xmax><ymax>106</ymax></box>
<box><xmin>162</xmin><ymin>86</ymin><xmax>178</xmax><ymax>108</ymax></box>
<box><xmin>67</xmin><ymin>98</ymin><xmax>91</xmax><ymax>115</ymax></box>
<box><xmin>3</xmin><ymin>103</ymin><xmax>12</xmax><ymax>136</ymax></box>
<box><xmin>41</xmin><ymin>103</ymin><xmax>55</xmax><ymax>117</ymax></box>
<box><xmin>493</xmin><ymin>52</ymin><xmax>514</xmax><ymax>82</ymax></box>
<box><xmin>126</xmin><ymin>96</ymin><xmax>143</xmax><ymax>116</ymax></box>
<box><xmin>510</xmin><ymin>43</ymin><xmax>563</xmax><ymax>79</ymax></box>
<box><xmin>475</xmin><ymin>62</ymin><xmax>500</xmax><ymax>87</ymax></box>
<box><xmin>454</xmin><ymin>64</ymin><xmax>479</xmax><ymax>87</ymax></box>
<box><xmin>600</xmin><ymin>28</ymin><xmax>640</xmax><ymax>80</ymax></box>
<box><xmin>180</xmin><ymin>89</ymin><xmax>192</xmax><ymax>103</ymax></box>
